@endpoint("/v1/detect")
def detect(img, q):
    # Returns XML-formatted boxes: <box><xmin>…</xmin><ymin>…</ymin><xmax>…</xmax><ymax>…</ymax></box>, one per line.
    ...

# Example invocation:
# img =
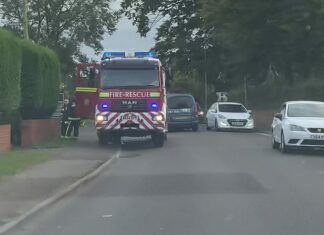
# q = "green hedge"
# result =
<box><xmin>20</xmin><ymin>41</ymin><xmax>60</xmax><ymax>119</ymax></box>
<box><xmin>0</xmin><ymin>29</ymin><xmax>22</xmax><ymax>123</ymax></box>
<box><xmin>39</xmin><ymin>47</ymin><xmax>60</xmax><ymax>117</ymax></box>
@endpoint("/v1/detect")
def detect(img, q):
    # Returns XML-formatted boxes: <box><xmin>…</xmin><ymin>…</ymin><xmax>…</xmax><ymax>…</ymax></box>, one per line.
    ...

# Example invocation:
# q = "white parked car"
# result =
<box><xmin>272</xmin><ymin>101</ymin><xmax>324</xmax><ymax>152</ymax></box>
<box><xmin>206</xmin><ymin>102</ymin><xmax>254</xmax><ymax>131</ymax></box>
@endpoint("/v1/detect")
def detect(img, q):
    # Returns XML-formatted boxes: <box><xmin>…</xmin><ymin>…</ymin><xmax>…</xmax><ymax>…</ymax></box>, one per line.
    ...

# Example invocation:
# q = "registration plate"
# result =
<box><xmin>231</xmin><ymin>122</ymin><xmax>244</xmax><ymax>126</ymax></box>
<box><xmin>310</xmin><ymin>135</ymin><xmax>324</xmax><ymax>140</ymax></box>
<box><xmin>121</xmin><ymin>114</ymin><xmax>140</xmax><ymax>121</ymax></box>
<box><xmin>174</xmin><ymin>116</ymin><xmax>190</xmax><ymax>120</ymax></box>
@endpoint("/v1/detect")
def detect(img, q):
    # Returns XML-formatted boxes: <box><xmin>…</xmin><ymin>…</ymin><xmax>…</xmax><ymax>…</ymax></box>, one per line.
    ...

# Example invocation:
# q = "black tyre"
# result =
<box><xmin>98</xmin><ymin>133</ymin><xmax>108</xmax><ymax>146</ymax></box>
<box><xmin>214</xmin><ymin>120</ymin><xmax>219</xmax><ymax>131</ymax></box>
<box><xmin>152</xmin><ymin>133</ymin><xmax>164</xmax><ymax>147</ymax></box>
<box><xmin>272</xmin><ymin>136</ymin><xmax>280</xmax><ymax>149</ymax></box>
<box><xmin>280</xmin><ymin>132</ymin><xmax>289</xmax><ymax>153</ymax></box>
<box><xmin>192</xmin><ymin>124</ymin><xmax>199</xmax><ymax>132</ymax></box>
<box><xmin>112</xmin><ymin>134</ymin><xmax>121</xmax><ymax>146</ymax></box>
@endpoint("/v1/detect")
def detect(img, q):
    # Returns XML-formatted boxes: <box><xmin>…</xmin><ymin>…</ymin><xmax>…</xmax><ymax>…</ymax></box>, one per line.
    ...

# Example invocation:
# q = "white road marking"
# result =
<box><xmin>255</xmin><ymin>132</ymin><xmax>272</xmax><ymax>137</ymax></box>
<box><xmin>102</xmin><ymin>215</ymin><xmax>113</xmax><ymax>218</ymax></box>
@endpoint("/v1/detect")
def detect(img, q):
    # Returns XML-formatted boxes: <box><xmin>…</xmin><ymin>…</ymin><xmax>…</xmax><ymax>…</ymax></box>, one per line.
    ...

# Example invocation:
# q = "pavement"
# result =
<box><xmin>3</xmin><ymin>126</ymin><xmax>324</xmax><ymax>235</ymax></box>
<box><xmin>0</xmin><ymin>127</ymin><xmax>117</xmax><ymax>229</ymax></box>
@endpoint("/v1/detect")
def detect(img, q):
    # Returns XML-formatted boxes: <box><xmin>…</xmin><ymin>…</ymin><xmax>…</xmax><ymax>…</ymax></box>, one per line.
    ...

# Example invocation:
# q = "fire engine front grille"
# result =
<box><xmin>111</xmin><ymin>100</ymin><xmax>149</xmax><ymax>112</ymax></box>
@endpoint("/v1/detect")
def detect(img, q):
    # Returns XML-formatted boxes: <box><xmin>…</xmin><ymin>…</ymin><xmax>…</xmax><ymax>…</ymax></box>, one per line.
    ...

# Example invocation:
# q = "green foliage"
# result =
<box><xmin>20</xmin><ymin>40</ymin><xmax>60</xmax><ymax>119</ymax></box>
<box><xmin>1</xmin><ymin>0</ymin><xmax>119</xmax><ymax>77</ymax></box>
<box><xmin>20</xmin><ymin>40</ymin><xmax>43</xmax><ymax>119</ymax></box>
<box><xmin>0</xmin><ymin>29</ymin><xmax>21</xmax><ymax>123</ymax></box>
<box><xmin>40</xmin><ymin>48</ymin><xmax>60</xmax><ymax>117</ymax></box>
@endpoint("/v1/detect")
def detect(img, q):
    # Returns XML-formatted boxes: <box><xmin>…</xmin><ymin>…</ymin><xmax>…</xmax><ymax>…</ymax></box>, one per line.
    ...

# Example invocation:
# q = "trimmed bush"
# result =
<box><xmin>20</xmin><ymin>40</ymin><xmax>43</xmax><ymax>119</ymax></box>
<box><xmin>0</xmin><ymin>29</ymin><xmax>22</xmax><ymax>123</ymax></box>
<box><xmin>39</xmin><ymin>47</ymin><xmax>60</xmax><ymax>117</ymax></box>
<box><xmin>20</xmin><ymin>41</ymin><xmax>60</xmax><ymax>119</ymax></box>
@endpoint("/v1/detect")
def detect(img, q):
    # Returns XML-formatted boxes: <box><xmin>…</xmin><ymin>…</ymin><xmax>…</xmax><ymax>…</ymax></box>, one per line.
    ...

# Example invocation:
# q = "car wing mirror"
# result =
<box><xmin>274</xmin><ymin>113</ymin><xmax>283</xmax><ymax>120</ymax></box>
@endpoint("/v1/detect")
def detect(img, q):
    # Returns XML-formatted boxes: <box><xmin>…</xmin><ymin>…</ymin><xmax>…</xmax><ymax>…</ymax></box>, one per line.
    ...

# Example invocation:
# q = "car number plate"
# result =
<box><xmin>174</xmin><ymin>116</ymin><xmax>190</xmax><ymax>120</ymax></box>
<box><xmin>310</xmin><ymin>135</ymin><xmax>324</xmax><ymax>140</ymax></box>
<box><xmin>121</xmin><ymin>114</ymin><xmax>140</xmax><ymax>121</ymax></box>
<box><xmin>231</xmin><ymin>122</ymin><xmax>244</xmax><ymax>126</ymax></box>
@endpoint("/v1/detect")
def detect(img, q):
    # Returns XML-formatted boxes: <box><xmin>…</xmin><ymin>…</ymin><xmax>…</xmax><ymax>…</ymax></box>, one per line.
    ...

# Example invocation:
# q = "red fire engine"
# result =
<box><xmin>75</xmin><ymin>52</ymin><xmax>167</xmax><ymax>147</ymax></box>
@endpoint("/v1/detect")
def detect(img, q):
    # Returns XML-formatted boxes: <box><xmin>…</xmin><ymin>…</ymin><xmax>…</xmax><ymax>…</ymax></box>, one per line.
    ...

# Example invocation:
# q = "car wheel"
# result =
<box><xmin>272</xmin><ymin>133</ymin><xmax>280</xmax><ymax>149</ymax></box>
<box><xmin>192</xmin><ymin>124</ymin><xmax>199</xmax><ymax>132</ymax></box>
<box><xmin>280</xmin><ymin>131</ymin><xmax>289</xmax><ymax>153</ymax></box>
<box><xmin>214</xmin><ymin>120</ymin><xmax>219</xmax><ymax>131</ymax></box>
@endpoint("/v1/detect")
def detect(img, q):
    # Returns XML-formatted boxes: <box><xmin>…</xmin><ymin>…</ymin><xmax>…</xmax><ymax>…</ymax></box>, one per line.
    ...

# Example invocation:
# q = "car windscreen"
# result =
<box><xmin>219</xmin><ymin>104</ymin><xmax>247</xmax><ymax>113</ymax></box>
<box><xmin>167</xmin><ymin>96</ymin><xmax>195</xmax><ymax>109</ymax></box>
<box><xmin>287</xmin><ymin>103</ymin><xmax>324</xmax><ymax>118</ymax></box>
<box><xmin>100</xmin><ymin>68</ymin><xmax>159</xmax><ymax>89</ymax></box>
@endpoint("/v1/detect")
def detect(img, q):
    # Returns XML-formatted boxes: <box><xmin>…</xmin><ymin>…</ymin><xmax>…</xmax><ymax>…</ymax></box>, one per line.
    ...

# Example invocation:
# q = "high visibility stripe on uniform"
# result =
<box><xmin>76</xmin><ymin>87</ymin><xmax>97</xmax><ymax>92</ymax></box>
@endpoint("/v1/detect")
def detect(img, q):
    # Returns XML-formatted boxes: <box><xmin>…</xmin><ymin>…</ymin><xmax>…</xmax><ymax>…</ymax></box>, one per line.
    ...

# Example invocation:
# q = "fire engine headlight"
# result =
<box><xmin>96</xmin><ymin>115</ymin><xmax>107</xmax><ymax>122</ymax></box>
<box><xmin>153</xmin><ymin>114</ymin><xmax>164</xmax><ymax>122</ymax></box>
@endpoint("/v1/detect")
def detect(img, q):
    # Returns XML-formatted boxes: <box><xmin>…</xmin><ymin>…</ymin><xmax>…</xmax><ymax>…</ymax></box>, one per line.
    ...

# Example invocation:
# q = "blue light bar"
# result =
<box><xmin>135</xmin><ymin>51</ymin><xmax>157</xmax><ymax>58</ymax></box>
<box><xmin>101</xmin><ymin>103</ymin><xmax>109</xmax><ymax>110</ymax></box>
<box><xmin>151</xmin><ymin>102</ymin><xmax>158</xmax><ymax>109</ymax></box>
<box><xmin>102</xmin><ymin>52</ymin><xmax>126</xmax><ymax>59</ymax></box>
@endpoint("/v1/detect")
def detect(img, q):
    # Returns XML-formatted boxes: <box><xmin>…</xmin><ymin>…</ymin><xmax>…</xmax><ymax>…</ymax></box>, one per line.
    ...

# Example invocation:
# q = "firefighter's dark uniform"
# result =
<box><xmin>66</xmin><ymin>101</ymin><xmax>81</xmax><ymax>138</ymax></box>
<box><xmin>61</xmin><ymin>103</ymin><xmax>69</xmax><ymax>137</ymax></box>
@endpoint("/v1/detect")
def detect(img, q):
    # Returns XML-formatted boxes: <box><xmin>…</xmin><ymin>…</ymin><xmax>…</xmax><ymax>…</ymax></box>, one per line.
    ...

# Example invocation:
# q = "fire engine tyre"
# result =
<box><xmin>98</xmin><ymin>133</ymin><xmax>108</xmax><ymax>146</ymax></box>
<box><xmin>112</xmin><ymin>134</ymin><xmax>121</xmax><ymax>146</ymax></box>
<box><xmin>152</xmin><ymin>133</ymin><xmax>165</xmax><ymax>148</ymax></box>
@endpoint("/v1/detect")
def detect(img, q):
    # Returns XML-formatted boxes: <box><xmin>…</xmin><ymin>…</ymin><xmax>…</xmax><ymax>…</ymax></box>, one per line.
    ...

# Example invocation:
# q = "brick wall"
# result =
<box><xmin>21</xmin><ymin>119</ymin><xmax>60</xmax><ymax>148</ymax></box>
<box><xmin>253</xmin><ymin>110</ymin><xmax>275</xmax><ymax>132</ymax></box>
<box><xmin>0</xmin><ymin>124</ymin><xmax>11</xmax><ymax>152</ymax></box>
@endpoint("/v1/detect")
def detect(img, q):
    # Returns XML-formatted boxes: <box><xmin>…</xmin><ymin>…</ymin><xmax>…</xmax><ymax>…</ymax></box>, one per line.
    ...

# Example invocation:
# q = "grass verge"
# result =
<box><xmin>0</xmin><ymin>150</ymin><xmax>51</xmax><ymax>177</ymax></box>
<box><xmin>34</xmin><ymin>138</ymin><xmax>76</xmax><ymax>149</ymax></box>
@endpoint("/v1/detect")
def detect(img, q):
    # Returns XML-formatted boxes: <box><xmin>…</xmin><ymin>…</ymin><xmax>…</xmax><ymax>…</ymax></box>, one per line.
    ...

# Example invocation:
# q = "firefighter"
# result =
<box><xmin>66</xmin><ymin>97</ymin><xmax>81</xmax><ymax>139</ymax></box>
<box><xmin>61</xmin><ymin>98</ymin><xmax>69</xmax><ymax>138</ymax></box>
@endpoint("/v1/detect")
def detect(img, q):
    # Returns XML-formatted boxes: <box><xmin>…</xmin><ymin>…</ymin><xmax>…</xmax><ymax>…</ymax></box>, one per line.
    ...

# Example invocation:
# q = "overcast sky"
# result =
<box><xmin>83</xmin><ymin>0</ymin><xmax>158</xmax><ymax>60</ymax></box>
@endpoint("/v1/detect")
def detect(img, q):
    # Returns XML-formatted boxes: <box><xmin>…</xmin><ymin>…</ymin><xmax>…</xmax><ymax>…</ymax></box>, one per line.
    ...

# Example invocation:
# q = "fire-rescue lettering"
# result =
<box><xmin>100</xmin><ymin>91</ymin><xmax>160</xmax><ymax>98</ymax></box>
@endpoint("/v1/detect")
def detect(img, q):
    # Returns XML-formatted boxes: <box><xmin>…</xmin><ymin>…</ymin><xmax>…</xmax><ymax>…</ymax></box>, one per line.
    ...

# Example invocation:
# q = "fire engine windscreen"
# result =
<box><xmin>101</xmin><ymin>68</ymin><xmax>159</xmax><ymax>89</ymax></box>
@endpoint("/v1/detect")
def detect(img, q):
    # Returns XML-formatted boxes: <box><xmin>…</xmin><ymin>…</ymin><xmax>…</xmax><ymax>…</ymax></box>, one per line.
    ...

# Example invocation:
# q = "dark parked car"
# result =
<box><xmin>167</xmin><ymin>94</ymin><xmax>199</xmax><ymax>132</ymax></box>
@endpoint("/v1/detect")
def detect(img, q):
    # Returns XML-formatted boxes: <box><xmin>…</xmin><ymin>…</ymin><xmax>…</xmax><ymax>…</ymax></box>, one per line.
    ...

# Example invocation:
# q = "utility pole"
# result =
<box><xmin>244</xmin><ymin>76</ymin><xmax>248</xmax><ymax>106</ymax></box>
<box><xmin>204</xmin><ymin>45</ymin><xmax>208</xmax><ymax>112</ymax></box>
<box><xmin>23</xmin><ymin>0</ymin><xmax>29</xmax><ymax>40</ymax></box>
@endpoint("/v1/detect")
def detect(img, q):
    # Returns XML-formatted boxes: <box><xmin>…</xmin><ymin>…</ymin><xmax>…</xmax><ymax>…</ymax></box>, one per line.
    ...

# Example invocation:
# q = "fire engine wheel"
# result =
<box><xmin>152</xmin><ymin>133</ymin><xmax>165</xmax><ymax>148</ymax></box>
<box><xmin>112</xmin><ymin>134</ymin><xmax>121</xmax><ymax>146</ymax></box>
<box><xmin>98</xmin><ymin>133</ymin><xmax>108</xmax><ymax>146</ymax></box>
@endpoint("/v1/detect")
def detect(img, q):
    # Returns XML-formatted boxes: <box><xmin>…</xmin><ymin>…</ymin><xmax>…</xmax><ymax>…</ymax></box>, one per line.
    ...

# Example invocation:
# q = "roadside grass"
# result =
<box><xmin>0</xmin><ymin>150</ymin><xmax>51</xmax><ymax>177</ymax></box>
<box><xmin>33</xmin><ymin>137</ymin><xmax>76</xmax><ymax>149</ymax></box>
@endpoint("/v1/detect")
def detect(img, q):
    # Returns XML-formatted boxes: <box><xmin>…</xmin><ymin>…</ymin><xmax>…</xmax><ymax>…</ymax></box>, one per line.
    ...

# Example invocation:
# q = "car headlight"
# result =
<box><xmin>248</xmin><ymin>115</ymin><xmax>253</xmax><ymax>120</ymax></box>
<box><xmin>198</xmin><ymin>111</ymin><xmax>204</xmax><ymax>116</ymax></box>
<box><xmin>289</xmin><ymin>124</ymin><xmax>305</xmax><ymax>132</ymax></box>
<box><xmin>153</xmin><ymin>114</ymin><xmax>164</xmax><ymax>122</ymax></box>
<box><xmin>96</xmin><ymin>115</ymin><xmax>107</xmax><ymax>122</ymax></box>
<box><xmin>218</xmin><ymin>114</ymin><xmax>227</xmax><ymax>119</ymax></box>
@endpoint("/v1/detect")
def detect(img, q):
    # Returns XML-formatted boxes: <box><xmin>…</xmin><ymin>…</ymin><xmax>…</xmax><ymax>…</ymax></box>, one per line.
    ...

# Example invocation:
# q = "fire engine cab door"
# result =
<box><xmin>75</xmin><ymin>64</ymin><xmax>99</xmax><ymax>119</ymax></box>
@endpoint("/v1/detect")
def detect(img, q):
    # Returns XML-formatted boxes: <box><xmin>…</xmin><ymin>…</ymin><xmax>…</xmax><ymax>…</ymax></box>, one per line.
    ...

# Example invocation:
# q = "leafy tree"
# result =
<box><xmin>201</xmin><ymin>0</ymin><xmax>324</xmax><ymax>85</ymax></box>
<box><xmin>0</xmin><ymin>0</ymin><xmax>119</xmax><ymax>76</ymax></box>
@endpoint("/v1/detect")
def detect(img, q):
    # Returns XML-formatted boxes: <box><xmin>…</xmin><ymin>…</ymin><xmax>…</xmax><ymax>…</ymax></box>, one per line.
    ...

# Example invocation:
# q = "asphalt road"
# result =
<box><xmin>6</xmin><ymin>127</ymin><xmax>324</xmax><ymax>235</ymax></box>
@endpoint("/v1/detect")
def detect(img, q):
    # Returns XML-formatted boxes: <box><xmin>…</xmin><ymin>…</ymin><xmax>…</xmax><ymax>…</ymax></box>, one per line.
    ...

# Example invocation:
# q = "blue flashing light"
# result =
<box><xmin>135</xmin><ymin>51</ymin><xmax>157</xmax><ymax>58</ymax></box>
<box><xmin>151</xmin><ymin>102</ymin><xmax>158</xmax><ymax>109</ymax></box>
<box><xmin>101</xmin><ymin>103</ymin><xmax>109</xmax><ymax>110</ymax></box>
<box><xmin>102</xmin><ymin>52</ymin><xmax>126</xmax><ymax>59</ymax></box>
